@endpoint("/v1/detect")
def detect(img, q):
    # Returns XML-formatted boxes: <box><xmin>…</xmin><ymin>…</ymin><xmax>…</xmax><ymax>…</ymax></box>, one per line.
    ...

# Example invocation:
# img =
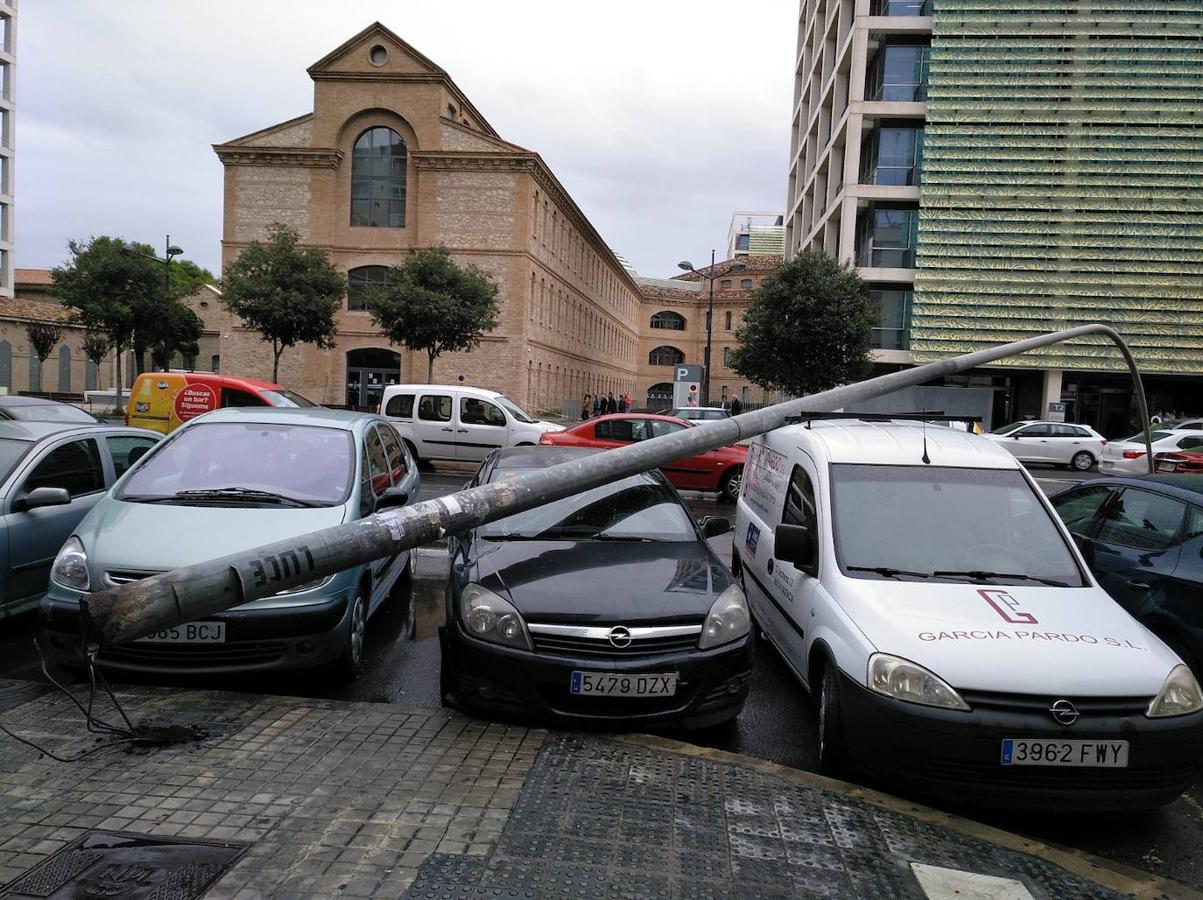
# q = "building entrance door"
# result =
<box><xmin>346</xmin><ymin>348</ymin><xmax>401</xmax><ymax>410</ymax></box>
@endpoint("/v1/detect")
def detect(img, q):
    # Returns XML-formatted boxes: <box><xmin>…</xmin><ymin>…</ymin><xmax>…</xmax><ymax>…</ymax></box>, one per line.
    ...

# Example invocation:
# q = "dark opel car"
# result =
<box><xmin>440</xmin><ymin>446</ymin><xmax>753</xmax><ymax>729</ymax></box>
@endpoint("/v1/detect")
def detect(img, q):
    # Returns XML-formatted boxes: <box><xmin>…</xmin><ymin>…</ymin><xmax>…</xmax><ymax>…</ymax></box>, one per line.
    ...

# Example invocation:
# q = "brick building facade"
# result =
<box><xmin>212</xmin><ymin>23</ymin><xmax>642</xmax><ymax>413</ymax></box>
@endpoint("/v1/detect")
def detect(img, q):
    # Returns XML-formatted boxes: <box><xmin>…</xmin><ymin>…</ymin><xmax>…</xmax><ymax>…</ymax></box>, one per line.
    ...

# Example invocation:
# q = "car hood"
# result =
<box><xmin>535</xmin><ymin>420</ymin><xmax>565</xmax><ymax>433</ymax></box>
<box><xmin>836</xmin><ymin>580</ymin><xmax>1178</xmax><ymax>697</ymax></box>
<box><xmin>469</xmin><ymin>537</ymin><xmax>728</xmax><ymax>624</ymax></box>
<box><xmin>75</xmin><ymin>497</ymin><xmax>349</xmax><ymax>575</ymax></box>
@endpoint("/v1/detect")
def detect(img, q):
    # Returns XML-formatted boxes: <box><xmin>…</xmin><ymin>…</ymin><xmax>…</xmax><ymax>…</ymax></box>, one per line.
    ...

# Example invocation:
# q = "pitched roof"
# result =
<box><xmin>673</xmin><ymin>255</ymin><xmax>783</xmax><ymax>281</ymax></box>
<box><xmin>14</xmin><ymin>268</ymin><xmax>53</xmax><ymax>286</ymax></box>
<box><xmin>0</xmin><ymin>298</ymin><xmax>77</xmax><ymax>324</ymax></box>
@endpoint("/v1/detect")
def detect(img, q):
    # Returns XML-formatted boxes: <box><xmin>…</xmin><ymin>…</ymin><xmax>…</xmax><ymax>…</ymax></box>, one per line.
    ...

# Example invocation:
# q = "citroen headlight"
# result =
<box><xmin>868</xmin><ymin>653</ymin><xmax>969</xmax><ymax>711</ymax></box>
<box><xmin>1147</xmin><ymin>664</ymin><xmax>1203</xmax><ymax>718</ymax></box>
<box><xmin>699</xmin><ymin>584</ymin><xmax>750</xmax><ymax>649</ymax></box>
<box><xmin>50</xmin><ymin>537</ymin><xmax>90</xmax><ymax>592</ymax></box>
<box><xmin>460</xmin><ymin>583</ymin><xmax>531</xmax><ymax>650</ymax></box>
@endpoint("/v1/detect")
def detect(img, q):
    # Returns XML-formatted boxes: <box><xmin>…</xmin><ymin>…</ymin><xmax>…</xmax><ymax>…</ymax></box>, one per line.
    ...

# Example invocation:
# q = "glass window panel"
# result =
<box><xmin>1098</xmin><ymin>489</ymin><xmax>1186</xmax><ymax>551</ymax></box>
<box><xmin>22</xmin><ymin>439</ymin><xmax>105</xmax><ymax>497</ymax></box>
<box><xmin>350</xmin><ymin>127</ymin><xmax>407</xmax><ymax>228</ymax></box>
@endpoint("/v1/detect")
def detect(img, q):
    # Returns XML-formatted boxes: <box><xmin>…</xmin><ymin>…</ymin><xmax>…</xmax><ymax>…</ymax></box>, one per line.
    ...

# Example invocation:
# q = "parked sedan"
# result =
<box><xmin>1</xmin><ymin>421</ymin><xmax>160</xmax><ymax>617</ymax></box>
<box><xmin>541</xmin><ymin>413</ymin><xmax>747</xmax><ymax>502</ymax></box>
<box><xmin>984</xmin><ymin>420</ymin><xmax>1106</xmax><ymax>470</ymax></box>
<box><xmin>1100</xmin><ymin>430</ymin><xmax>1203</xmax><ymax>475</ymax></box>
<box><xmin>1051</xmin><ymin>475</ymin><xmax>1203</xmax><ymax>676</ymax></box>
<box><xmin>1156</xmin><ymin>451</ymin><xmax>1203</xmax><ymax>474</ymax></box>
<box><xmin>0</xmin><ymin>396</ymin><xmax>98</xmax><ymax>424</ymax></box>
<box><xmin>668</xmin><ymin>406</ymin><xmax>728</xmax><ymax>422</ymax></box>
<box><xmin>440</xmin><ymin>446</ymin><xmax>754</xmax><ymax>729</ymax></box>
<box><xmin>40</xmin><ymin>408</ymin><xmax>418</xmax><ymax>679</ymax></box>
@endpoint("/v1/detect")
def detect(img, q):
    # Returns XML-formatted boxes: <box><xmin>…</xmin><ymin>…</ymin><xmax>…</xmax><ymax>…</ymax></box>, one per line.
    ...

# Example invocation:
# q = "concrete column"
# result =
<box><xmin>1041</xmin><ymin>368</ymin><xmax>1063</xmax><ymax>418</ymax></box>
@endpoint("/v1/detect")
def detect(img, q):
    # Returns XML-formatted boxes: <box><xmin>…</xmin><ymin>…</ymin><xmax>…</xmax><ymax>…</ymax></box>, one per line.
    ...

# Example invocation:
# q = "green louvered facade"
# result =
<box><xmin>912</xmin><ymin>0</ymin><xmax>1203</xmax><ymax>373</ymax></box>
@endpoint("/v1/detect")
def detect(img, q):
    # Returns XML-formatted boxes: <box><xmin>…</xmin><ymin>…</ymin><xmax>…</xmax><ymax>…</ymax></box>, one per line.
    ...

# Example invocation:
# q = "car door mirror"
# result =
<box><xmin>699</xmin><ymin>516</ymin><xmax>731</xmax><ymax>538</ymax></box>
<box><xmin>15</xmin><ymin>486</ymin><xmax>72</xmax><ymax>512</ymax></box>
<box><xmin>775</xmin><ymin>523</ymin><xmax>816</xmax><ymax>573</ymax></box>
<box><xmin>376</xmin><ymin>486</ymin><xmax>409</xmax><ymax>511</ymax></box>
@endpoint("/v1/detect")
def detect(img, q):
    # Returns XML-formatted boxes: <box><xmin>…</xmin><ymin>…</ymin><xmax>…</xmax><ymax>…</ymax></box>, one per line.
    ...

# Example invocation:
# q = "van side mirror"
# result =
<box><xmin>775</xmin><ymin>523</ymin><xmax>816</xmax><ymax>573</ymax></box>
<box><xmin>699</xmin><ymin>516</ymin><xmax>731</xmax><ymax>538</ymax></box>
<box><xmin>15</xmin><ymin>487</ymin><xmax>72</xmax><ymax>512</ymax></box>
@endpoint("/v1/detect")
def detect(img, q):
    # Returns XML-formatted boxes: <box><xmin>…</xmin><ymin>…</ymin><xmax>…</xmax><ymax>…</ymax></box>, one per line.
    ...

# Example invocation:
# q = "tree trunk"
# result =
<box><xmin>427</xmin><ymin>352</ymin><xmax>435</xmax><ymax>384</ymax></box>
<box><xmin>272</xmin><ymin>342</ymin><xmax>282</xmax><ymax>384</ymax></box>
<box><xmin>113</xmin><ymin>347</ymin><xmax>124</xmax><ymax>416</ymax></box>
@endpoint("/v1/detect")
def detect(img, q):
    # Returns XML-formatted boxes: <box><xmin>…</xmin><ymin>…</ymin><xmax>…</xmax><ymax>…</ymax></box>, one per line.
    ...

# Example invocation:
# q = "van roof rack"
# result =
<box><xmin>784</xmin><ymin>412</ymin><xmax>984</xmax><ymax>429</ymax></box>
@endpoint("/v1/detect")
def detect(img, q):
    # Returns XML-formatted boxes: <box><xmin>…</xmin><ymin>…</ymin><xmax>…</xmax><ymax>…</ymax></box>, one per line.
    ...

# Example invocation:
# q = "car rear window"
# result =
<box><xmin>385</xmin><ymin>394</ymin><xmax>414</xmax><ymax>418</ymax></box>
<box><xmin>4</xmin><ymin>403</ymin><xmax>97</xmax><ymax>423</ymax></box>
<box><xmin>1122</xmin><ymin>430</ymin><xmax>1173</xmax><ymax>443</ymax></box>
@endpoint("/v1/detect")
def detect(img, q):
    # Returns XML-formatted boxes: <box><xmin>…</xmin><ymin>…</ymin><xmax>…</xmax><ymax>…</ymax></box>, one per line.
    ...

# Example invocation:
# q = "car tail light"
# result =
<box><xmin>1100</xmin><ymin>439</ymin><xmax>1107</xmax><ymax>446</ymax></box>
<box><xmin>539</xmin><ymin>433</ymin><xmax>552</xmax><ymax>445</ymax></box>
<box><xmin>1122</xmin><ymin>450</ymin><xmax>1146</xmax><ymax>460</ymax></box>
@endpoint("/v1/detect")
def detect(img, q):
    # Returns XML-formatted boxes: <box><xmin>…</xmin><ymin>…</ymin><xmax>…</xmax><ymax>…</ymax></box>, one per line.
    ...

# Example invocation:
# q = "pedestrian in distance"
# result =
<box><xmin>623</xmin><ymin>392</ymin><xmax>632</xmax><ymax>413</ymax></box>
<box><xmin>729</xmin><ymin>395</ymin><xmax>743</xmax><ymax>416</ymax></box>
<box><xmin>581</xmin><ymin>394</ymin><xmax>591</xmax><ymax>421</ymax></box>
<box><xmin>593</xmin><ymin>394</ymin><xmax>603</xmax><ymax>418</ymax></box>
<box><xmin>607</xmin><ymin>393</ymin><xmax>618</xmax><ymax>414</ymax></box>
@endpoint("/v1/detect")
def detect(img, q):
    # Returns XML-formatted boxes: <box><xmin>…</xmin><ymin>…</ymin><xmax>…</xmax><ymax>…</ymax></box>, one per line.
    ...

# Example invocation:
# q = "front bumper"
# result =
<box><xmin>441</xmin><ymin>620</ymin><xmax>754</xmax><ymax>730</ymax></box>
<box><xmin>39</xmin><ymin>589</ymin><xmax>353</xmax><ymax>675</ymax></box>
<box><xmin>837</xmin><ymin>669</ymin><xmax>1203</xmax><ymax>811</ymax></box>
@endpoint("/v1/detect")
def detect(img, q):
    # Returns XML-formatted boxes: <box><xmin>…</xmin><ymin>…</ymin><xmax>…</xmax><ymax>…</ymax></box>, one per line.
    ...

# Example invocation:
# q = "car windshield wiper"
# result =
<box><xmin>932</xmin><ymin>570</ymin><xmax>1071</xmax><ymax>587</ymax></box>
<box><xmin>481</xmin><ymin>532</ymin><xmax>553</xmax><ymax>541</ymax></box>
<box><xmin>845</xmin><ymin>565</ymin><xmax>935</xmax><ymax>580</ymax></box>
<box><xmin>134</xmin><ymin>488</ymin><xmax>320</xmax><ymax>508</ymax></box>
<box><xmin>593</xmin><ymin>534</ymin><xmax>660</xmax><ymax>542</ymax></box>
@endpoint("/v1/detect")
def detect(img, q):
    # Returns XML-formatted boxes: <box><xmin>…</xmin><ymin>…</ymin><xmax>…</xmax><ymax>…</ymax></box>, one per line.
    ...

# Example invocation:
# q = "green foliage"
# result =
<box><xmin>24</xmin><ymin>323</ymin><xmax>63</xmax><ymax>364</ymax></box>
<box><xmin>149</xmin><ymin>303</ymin><xmax>204</xmax><ymax>370</ymax></box>
<box><xmin>731</xmin><ymin>251</ymin><xmax>877</xmax><ymax>397</ymax></box>
<box><xmin>221</xmin><ymin>224</ymin><xmax>345</xmax><ymax>382</ymax></box>
<box><xmin>82</xmin><ymin>333</ymin><xmax>110</xmax><ymax>366</ymax></box>
<box><xmin>366</xmin><ymin>246</ymin><xmax>501</xmax><ymax>383</ymax></box>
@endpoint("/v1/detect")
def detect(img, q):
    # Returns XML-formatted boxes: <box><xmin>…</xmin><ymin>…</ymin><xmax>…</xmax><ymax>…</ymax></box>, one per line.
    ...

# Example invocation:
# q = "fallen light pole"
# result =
<box><xmin>79</xmin><ymin>324</ymin><xmax>1153</xmax><ymax>649</ymax></box>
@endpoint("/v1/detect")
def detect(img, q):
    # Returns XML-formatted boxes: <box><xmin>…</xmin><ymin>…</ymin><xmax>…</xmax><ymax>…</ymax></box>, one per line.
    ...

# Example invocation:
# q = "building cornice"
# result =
<box><xmin>411</xmin><ymin>151</ymin><xmax>535</xmax><ymax>174</ymax></box>
<box><xmin>213</xmin><ymin>147</ymin><xmax>343</xmax><ymax>168</ymax></box>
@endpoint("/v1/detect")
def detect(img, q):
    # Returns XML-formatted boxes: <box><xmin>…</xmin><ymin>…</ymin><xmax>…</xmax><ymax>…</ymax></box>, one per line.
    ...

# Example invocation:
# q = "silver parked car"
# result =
<box><xmin>0</xmin><ymin>396</ymin><xmax>98</xmax><ymax>424</ymax></box>
<box><xmin>984</xmin><ymin>420</ymin><xmax>1107</xmax><ymax>471</ymax></box>
<box><xmin>0</xmin><ymin>421</ymin><xmax>160</xmax><ymax>617</ymax></box>
<box><xmin>40</xmin><ymin>408</ymin><xmax>419</xmax><ymax>679</ymax></box>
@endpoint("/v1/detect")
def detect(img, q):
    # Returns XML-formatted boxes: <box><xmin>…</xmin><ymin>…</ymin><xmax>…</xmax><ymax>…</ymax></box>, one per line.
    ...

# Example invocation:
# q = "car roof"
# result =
<box><xmin>182</xmin><ymin>407</ymin><xmax>380</xmax><ymax>429</ymax></box>
<box><xmin>1116</xmin><ymin>428</ymin><xmax>1199</xmax><ymax>442</ymax></box>
<box><xmin>386</xmin><ymin>384</ymin><xmax>502</xmax><ymax>398</ymax></box>
<box><xmin>1009</xmin><ymin>420</ymin><xmax>1095</xmax><ymax>428</ymax></box>
<box><xmin>1069</xmin><ymin>474</ymin><xmax>1203</xmax><ymax>502</ymax></box>
<box><xmin>0</xmin><ymin>420</ymin><xmax>153</xmax><ymax>443</ymax></box>
<box><xmin>583</xmin><ymin>413</ymin><xmax>689</xmax><ymax>426</ymax></box>
<box><xmin>493</xmin><ymin>445</ymin><xmax>603</xmax><ymax>469</ymax></box>
<box><xmin>152</xmin><ymin>372</ymin><xmax>284</xmax><ymax>391</ymax></box>
<box><xmin>0</xmin><ymin>396</ymin><xmax>75</xmax><ymax>407</ymax></box>
<box><xmin>785</xmin><ymin>419</ymin><xmax>1021</xmax><ymax>468</ymax></box>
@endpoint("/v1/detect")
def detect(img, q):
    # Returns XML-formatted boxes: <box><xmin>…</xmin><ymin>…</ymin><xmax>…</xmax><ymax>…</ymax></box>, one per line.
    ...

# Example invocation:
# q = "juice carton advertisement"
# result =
<box><xmin>130</xmin><ymin>374</ymin><xmax>221</xmax><ymax>433</ymax></box>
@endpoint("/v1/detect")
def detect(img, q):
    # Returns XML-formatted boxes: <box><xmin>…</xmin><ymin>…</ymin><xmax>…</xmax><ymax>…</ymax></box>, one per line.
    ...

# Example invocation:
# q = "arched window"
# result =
<box><xmin>650</xmin><ymin>310</ymin><xmax>686</xmax><ymax>331</ymax></box>
<box><xmin>648</xmin><ymin>346</ymin><xmax>684</xmax><ymax>367</ymax></box>
<box><xmin>348</xmin><ymin>265</ymin><xmax>390</xmax><ymax>311</ymax></box>
<box><xmin>351</xmin><ymin>127</ymin><xmax>407</xmax><ymax>228</ymax></box>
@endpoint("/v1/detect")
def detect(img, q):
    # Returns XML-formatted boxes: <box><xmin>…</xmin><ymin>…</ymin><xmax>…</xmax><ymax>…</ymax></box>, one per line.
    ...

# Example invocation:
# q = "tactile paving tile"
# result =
<box><xmin>403</xmin><ymin>733</ymin><xmax>1129</xmax><ymax>900</ymax></box>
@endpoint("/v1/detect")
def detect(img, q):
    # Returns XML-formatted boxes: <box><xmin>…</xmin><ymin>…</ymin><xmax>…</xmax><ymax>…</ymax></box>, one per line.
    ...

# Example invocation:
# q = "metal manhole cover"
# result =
<box><xmin>0</xmin><ymin>831</ymin><xmax>246</xmax><ymax>899</ymax></box>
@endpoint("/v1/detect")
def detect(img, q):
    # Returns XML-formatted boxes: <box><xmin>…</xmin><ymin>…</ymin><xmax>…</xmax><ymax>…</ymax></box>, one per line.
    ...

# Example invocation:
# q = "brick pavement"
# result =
<box><xmin>0</xmin><ymin>679</ymin><xmax>1189</xmax><ymax>899</ymax></box>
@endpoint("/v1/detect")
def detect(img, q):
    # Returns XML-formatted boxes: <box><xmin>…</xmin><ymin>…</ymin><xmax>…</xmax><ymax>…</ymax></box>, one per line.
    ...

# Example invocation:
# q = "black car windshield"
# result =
<box><xmin>0</xmin><ymin>438</ymin><xmax>30</xmax><ymax>482</ymax></box>
<box><xmin>118</xmin><ymin>422</ymin><xmax>354</xmax><ymax>506</ymax></box>
<box><xmin>494</xmin><ymin>395</ymin><xmax>533</xmax><ymax>424</ymax></box>
<box><xmin>258</xmin><ymin>389</ymin><xmax>318</xmax><ymax>408</ymax></box>
<box><xmin>4</xmin><ymin>403</ymin><xmax>97</xmax><ymax>423</ymax></box>
<box><xmin>831</xmin><ymin>464</ymin><xmax>1085</xmax><ymax>586</ymax></box>
<box><xmin>479</xmin><ymin>472</ymin><xmax>696</xmax><ymax>541</ymax></box>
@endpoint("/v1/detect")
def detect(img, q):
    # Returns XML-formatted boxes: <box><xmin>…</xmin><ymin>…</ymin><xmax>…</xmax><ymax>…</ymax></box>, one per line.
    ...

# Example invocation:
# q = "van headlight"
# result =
<box><xmin>51</xmin><ymin>537</ymin><xmax>90</xmax><ymax>592</ymax></box>
<box><xmin>868</xmin><ymin>653</ymin><xmax>969</xmax><ymax>711</ymax></box>
<box><xmin>699</xmin><ymin>584</ymin><xmax>750</xmax><ymax>649</ymax></box>
<box><xmin>1147</xmin><ymin>665</ymin><xmax>1203</xmax><ymax>718</ymax></box>
<box><xmin>460</xmin><ymin>583</ymin><xmax>531</xmax><ymax>650</ymax></box>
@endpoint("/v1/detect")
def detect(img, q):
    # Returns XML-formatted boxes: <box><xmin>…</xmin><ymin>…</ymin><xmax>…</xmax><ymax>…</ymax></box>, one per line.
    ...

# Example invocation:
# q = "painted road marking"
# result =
<box><xmin>912</xmin><ymin>863</ymin><xmax>1035</xmax><ymax>900</ymax></box>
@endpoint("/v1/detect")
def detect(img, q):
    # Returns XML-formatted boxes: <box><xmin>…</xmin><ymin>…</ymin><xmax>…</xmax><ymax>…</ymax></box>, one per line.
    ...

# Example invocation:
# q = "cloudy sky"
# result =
<box><xmin>19</xmin><ymin>0</ymin><xmax>796</xmax><ymax>279</ymax></box>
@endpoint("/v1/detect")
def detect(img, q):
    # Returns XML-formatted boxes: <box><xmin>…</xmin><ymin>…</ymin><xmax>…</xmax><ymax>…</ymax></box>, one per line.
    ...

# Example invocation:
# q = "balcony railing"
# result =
<box><xmin>871</xmin><ymin>0</ymin><xmax>932</xmax><ymax>14</ymax></box>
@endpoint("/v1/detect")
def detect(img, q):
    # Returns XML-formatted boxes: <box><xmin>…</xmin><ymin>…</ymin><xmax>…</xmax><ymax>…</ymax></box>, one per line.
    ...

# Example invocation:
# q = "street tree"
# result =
<box><xmin>367</xmin><ymin>246</ymin><xmax>501</xmax><ymax>383</ymax></box>
<box><xmin>25</xmin><ymin>323</ymin><xmax>62</xmax><ymax>390</ymax></box>
<box><xmin>149</xmin><ymin>304</ymin><xmax>204</xmax><ymax>371</ymax></box>
<box><xmin>82</xmin><ymin>332</ymin><xmax>110</xmax><ymax>373</ymax></box>
<box><xmin>51</xmin><ymin>236</ymin><xmax>163</xmax><ymax>408</ymax></box>
<box><xmin>731</xmin><ymin>251</ymin><xmax>877</xmax><ymax>397</ymax></box>
<box><xmin>221</xmin><ymin>224</ymin><xmax>345</xmax><ymax>382</ymax></box>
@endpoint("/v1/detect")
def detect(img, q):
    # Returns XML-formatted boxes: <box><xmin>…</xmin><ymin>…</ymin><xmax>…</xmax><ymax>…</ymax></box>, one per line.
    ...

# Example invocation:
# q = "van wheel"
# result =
<box><xmin>334</xmin><ymin>587</ymin><xmax>368</xmax><ymax>682</ymax></box>
<box><xmin>720</xmin><ymin>467</ymin><xmax>743</xmax><ymax>503</ymax></box>
<box><xmin>1070</xmin><ymin>451</ymin><xmax>1095</xmax><ymax>471</ymax></box>
<box><xmin>818</xmin><ymin>664</ymin><xmax>850</xmax><ymax>774</ymax></box>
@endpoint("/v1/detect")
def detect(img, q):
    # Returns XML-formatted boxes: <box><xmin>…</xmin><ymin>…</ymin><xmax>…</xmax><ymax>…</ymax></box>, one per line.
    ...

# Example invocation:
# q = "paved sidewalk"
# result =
<box><xmin>0</xmin><ymin>679</ymin><xmax>1190</xmax><ymax>899</ymax></box>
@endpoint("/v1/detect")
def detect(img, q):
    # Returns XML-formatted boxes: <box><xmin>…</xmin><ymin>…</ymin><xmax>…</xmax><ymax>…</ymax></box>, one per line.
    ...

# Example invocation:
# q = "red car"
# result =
<box><xmin>1155</xmin><ymin>450</ymin><xmax>1203</xmax><ymax>473</ymax></box>
<box><xmin>540</xmin><ymin>413</ymin><xmax>746</xmax><ymax>501</ymax></box>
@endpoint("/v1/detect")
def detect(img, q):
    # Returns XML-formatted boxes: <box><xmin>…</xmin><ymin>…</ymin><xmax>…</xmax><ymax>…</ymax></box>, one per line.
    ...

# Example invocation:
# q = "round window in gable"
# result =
<box><xmin>369</xmin><ymin>45</ymin><xmax>388</xmax><ymax>66</ymax></box>
<box><xmin>199</xmin><ymin>301</ymin><xmax>209</xmax><ymax>309</ymax></box>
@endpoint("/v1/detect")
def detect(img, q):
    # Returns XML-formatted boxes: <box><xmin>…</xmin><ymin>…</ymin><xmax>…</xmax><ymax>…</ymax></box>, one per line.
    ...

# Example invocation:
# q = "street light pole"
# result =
<box><xmin>678</xmin><ymin>254</ymin><xmax>745</xmax><ymax>408</ymax></box>
<box><xmin>122</xmin><ymin>236</ymin><xmax>183</xmax><ymax>371</ymax></box>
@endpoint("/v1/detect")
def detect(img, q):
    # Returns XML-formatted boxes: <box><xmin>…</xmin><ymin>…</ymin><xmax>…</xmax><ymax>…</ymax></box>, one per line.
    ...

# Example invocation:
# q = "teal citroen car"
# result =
<box><xmin>40</xmin><ymin>408</ymin><xmax>419</xmax><ymax>679</ymax></box>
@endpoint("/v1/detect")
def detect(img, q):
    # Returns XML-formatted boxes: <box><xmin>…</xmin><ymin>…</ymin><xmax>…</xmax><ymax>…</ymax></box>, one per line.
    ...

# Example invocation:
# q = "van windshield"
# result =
<box><xmin>494</xmin><ymin>395</ymin><xmax>534</xmax><ymax>424</ymax></box>
<box><xmin>830</xmin><ymin>464</ymin><xmax>1085</xmax><ymax>587</ymax></box>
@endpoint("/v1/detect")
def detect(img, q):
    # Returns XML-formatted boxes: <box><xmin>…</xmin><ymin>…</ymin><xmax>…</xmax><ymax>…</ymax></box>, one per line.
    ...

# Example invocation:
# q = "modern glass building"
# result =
<box><xmin>785</xmin><ymin>0</ymin><xmax>1203</xmax><ymax>435</ymax></box>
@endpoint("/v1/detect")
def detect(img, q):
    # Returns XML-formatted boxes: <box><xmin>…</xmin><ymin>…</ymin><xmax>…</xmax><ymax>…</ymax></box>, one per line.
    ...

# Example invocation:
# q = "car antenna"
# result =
<box><xmin>921</xmin><ymin>409</ymin><xmax>931</xmax><ymax>465</ymax></box>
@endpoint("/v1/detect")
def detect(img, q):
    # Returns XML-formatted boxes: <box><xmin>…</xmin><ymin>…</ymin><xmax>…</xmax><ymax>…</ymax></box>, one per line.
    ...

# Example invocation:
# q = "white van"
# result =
<box><xmin>732</xmin><ymin>417</ymin><xmax>1203</xmax><ymax>810</ymax></box>
<box><xmin>379</xmin><ymin>385</ymin><xmax>563</xmax><ymax>463</ymax></box>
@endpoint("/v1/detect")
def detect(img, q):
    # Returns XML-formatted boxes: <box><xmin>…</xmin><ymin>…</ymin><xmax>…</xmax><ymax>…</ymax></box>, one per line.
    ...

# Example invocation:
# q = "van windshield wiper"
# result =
<box><xmin>133</xmin><ymin>488</ymin><xmax>320</xmax><ymax>508</ymax></box>
<box><xmin>846</xmin><ymin>565</ymin><xmax>934</xmax><ymax>580</ymax></box>
<box><xmin>932</xmin><ymin>570</ymin><xmax>1071</xmax><ymax>587</ymax></box>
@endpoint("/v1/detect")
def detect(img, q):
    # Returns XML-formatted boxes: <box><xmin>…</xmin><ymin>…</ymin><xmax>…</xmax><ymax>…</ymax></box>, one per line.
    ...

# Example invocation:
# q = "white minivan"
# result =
<box><xmin>380</xmin><ymin>384</ymin><xmax>563</xmax><ymax>463</ymax></box>
<box><xmin>733</xmin><ymin>417</ymin><xmax>1203</xmax><ymax>810</ymax></box>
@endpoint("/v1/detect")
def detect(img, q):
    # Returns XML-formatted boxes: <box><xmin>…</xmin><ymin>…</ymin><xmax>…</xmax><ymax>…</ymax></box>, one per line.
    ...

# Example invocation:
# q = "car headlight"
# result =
<box><xmin>867</xmin><ymin>653</ymin><xmax>969</xmax><ymax>711</ymax></box>
<box><xmin>1147</xmin><ymin>664</ymin><xmax>1203</xmax><ymax>718</ymax></box>
<box><xmin>51</xmin><ymin>537</ymin><xmax>90</xmax><ymax>592</ymax></box>
<box><xmin>699</xmin><ymin>584</ymin><xmax>750</xmax><ymax>649</ymax></box>
<box><xmin>460</xmin><ymin>583</ymin><xmax>531</xmax><ymax>650</ymax></box>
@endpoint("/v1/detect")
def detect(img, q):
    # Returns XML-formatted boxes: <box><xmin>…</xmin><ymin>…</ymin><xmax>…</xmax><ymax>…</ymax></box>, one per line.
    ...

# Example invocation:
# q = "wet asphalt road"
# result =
<box><xmin>1</xmin><ymin>464</ymin><xmax>1201</xmax><ymax>888</ymax></box>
